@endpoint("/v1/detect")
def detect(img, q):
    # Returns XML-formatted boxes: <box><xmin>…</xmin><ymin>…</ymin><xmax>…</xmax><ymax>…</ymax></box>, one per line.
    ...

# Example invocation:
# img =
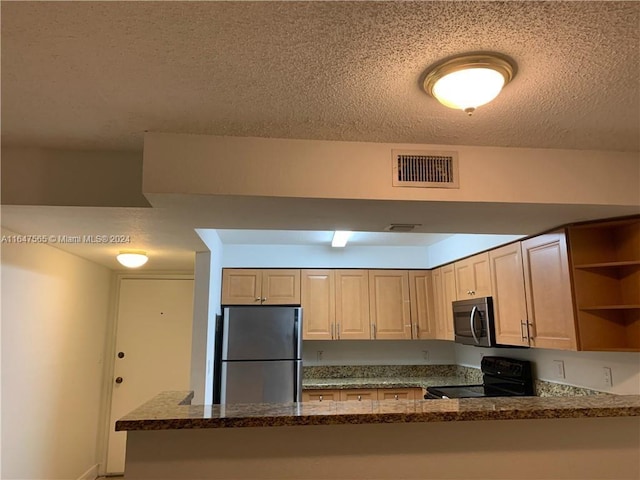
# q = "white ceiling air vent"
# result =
<box><xmin>392</xmin><ymin>150</ymin><xmax>459</xmax><ymax>188</ymax></box>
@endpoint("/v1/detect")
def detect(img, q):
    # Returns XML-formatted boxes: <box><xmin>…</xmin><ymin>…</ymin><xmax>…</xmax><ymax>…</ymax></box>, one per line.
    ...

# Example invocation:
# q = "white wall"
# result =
<box><xmin>196</xmin><ymin>230</ymin><xmax>224</xmax><ymax>405</ymax></box>
<box><xmin>190</xmin><ymin>252</ymin><xmax>212</xmax><ymax>404</ymax></box>
<box><xmin>221</xmin><ymin>245</ymin><xmax>430</xmax><ymax>268</ymax></box>
<box><xmin>455</xmin><ymin>344</ymin><xmax>640</xmax><ymax>395</ymax></box>
<box><xmin>144</xmin><ymin>134</ymin><xmax>640</xmax><ymax>207</ymax></box>
<box><xmin>302</xmin><ymin>340</ymin><xmax>455</xmax><ymax>366</ymax></box>
<box><xmin>428</xmin><ymin>234</ymin><xmax>525</xmax><ymax>267</ymax></box>
<box><xmin>1</xmin><ymin>229</ymin><xmax>112</xmax><ymax>480</ymax></box>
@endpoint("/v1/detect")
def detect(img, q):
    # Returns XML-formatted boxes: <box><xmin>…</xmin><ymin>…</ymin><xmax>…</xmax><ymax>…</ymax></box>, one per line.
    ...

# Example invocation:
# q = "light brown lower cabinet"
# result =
<box><xmin>301</xmin><ymin>390</ymin><xmax>340</xmax><ymax>402</ymax></box>
<box><xmin>302</xmin><ymin>387</ymin><xmax>423</xmax><ymax>402</ymax></box>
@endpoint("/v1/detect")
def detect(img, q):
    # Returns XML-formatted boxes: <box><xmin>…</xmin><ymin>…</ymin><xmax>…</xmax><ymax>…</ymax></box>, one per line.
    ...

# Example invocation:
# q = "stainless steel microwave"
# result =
<box><xmin>452</xmin><ymin>297</ymin><xmax>496</xmax><ymax>347</ymax></box>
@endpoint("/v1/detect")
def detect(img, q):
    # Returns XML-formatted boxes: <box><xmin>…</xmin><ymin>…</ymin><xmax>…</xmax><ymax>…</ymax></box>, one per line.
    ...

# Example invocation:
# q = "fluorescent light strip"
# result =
<box><xmin>331</xmin><ymin>231</ymin><xmax>352</xmax><ymax>248</ymax></box>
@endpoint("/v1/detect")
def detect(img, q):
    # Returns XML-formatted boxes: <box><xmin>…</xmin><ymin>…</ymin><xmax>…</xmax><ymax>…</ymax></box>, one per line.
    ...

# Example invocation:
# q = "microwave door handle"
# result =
<box><xmin>470</xmin><ymin>306</ymin><xmax>480</xmax><ymax>345</ymax></box>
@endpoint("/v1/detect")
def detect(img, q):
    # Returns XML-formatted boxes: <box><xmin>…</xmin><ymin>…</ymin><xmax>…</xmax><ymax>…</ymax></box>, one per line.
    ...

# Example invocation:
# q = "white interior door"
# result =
<box><xmin>106</xmin><ymin>278</ymin><xmax>194</xmax><ymax>474</ymax></box>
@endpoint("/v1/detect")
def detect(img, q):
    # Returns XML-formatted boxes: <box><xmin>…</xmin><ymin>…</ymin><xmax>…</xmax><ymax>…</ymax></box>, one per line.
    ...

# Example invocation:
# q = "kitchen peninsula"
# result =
<box><xmin>117</xmin><ymin>391</ymin><xmax>640</xmax><ymax>480</ymax></box>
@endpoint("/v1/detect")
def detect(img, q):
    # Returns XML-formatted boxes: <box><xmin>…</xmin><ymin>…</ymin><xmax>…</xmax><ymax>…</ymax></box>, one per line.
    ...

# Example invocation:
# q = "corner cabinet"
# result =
<box><xmin>521</xmin><ymin>232</ymin><xmax>577</xmax><ymax>350</ymax></box>
<box><xmin>568</xmin><ymin>217</ymin><xmax>640</xmax><ymax>351</ymax></box>
<box><xmin>221</xmin><ymin>269</ymin><xmax>301</xmax><ymax>305</ymax></box>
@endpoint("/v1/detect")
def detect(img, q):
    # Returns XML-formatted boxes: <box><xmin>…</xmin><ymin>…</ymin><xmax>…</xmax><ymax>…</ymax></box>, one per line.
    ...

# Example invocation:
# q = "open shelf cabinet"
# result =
<box><xmin>568</xmin><ymin>216</ymin><xmax>640</xmax><ymax>351</ymax></box>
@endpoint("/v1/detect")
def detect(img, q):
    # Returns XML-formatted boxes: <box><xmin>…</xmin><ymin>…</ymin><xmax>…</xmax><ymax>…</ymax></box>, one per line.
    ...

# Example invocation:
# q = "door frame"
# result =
<box><xmin>96</xmin><ymin>272</ymin><xmax>194</xmax><ymax>476</ymax></box>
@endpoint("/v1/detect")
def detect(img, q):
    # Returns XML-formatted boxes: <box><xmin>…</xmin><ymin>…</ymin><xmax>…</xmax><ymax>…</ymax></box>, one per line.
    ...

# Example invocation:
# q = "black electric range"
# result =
<box><xmin>424</xmin><ymin>356</ymin><xmax>534</xmax><ymax>399</ymax></box>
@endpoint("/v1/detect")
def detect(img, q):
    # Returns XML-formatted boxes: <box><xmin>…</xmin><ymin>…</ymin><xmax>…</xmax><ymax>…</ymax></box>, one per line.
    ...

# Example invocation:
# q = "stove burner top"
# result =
<box><xmin>425</xmin><ymin>356</ymin><xmax>534</xmax><ymax>400</ymax></box>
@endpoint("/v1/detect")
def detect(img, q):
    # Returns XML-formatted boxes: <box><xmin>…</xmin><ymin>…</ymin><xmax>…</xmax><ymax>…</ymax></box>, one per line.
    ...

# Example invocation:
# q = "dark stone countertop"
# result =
<box><xmin>115</xmin><ymin>390</ymin><xmax>640</xmax><ymax>431</ymax></box>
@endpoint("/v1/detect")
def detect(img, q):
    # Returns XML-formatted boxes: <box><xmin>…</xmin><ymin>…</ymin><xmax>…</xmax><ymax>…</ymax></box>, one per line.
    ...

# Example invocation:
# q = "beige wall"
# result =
<box><xmin>125</xmin><ymin>417</ymin><xmax>640</xmax><ymax>480</ymax></box>
<box><xmin>1</xmin><ymin>228</ymin><xmax>112</xmax><ymax>480</ymax></box>
<box><xmin>1</xmin><ymin>147</ymin><xmax>150</xmax><ymax>207</ymax></box>
<box><xmin>143</xmin><ymin>133</ymin><xmax>640</xmax><ymax>206</ymax></box>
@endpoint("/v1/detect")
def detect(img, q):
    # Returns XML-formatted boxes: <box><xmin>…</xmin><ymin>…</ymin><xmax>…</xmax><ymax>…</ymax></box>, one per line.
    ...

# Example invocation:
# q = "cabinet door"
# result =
<box><xmin>441</xmin><ymin>264</ymin><xmax>457</xmax><ymax>340</ymax></box>
<box><xmin>431</xmin><ymin>268</ymin><xmax>447</xmax><ymax>340</ymax></box>
<box><xmin>301</xmin><ymin>390</ymin><xmax>339</xmax><ymax>402</ymax></box>
<box><xmin>455</xmin><ymin>252</ymin><xmax>492</xmax><ymax>299</ymax></box>
<box><xmin>490</xmin><ymin>243</ymin><xmax>529</xmax><ymax>346</ymax></box>
<box><xmin>262</xmin><ymin>269</ymin><xmax>301</xmax><ymax>305</ymax></box>
<box><xmin>335</xmin><ymin>270</ymin><xmax>371</xmax><ymax>339</ymax></box>
<box><xmin>522</xmin><ymin>231</ymin><xmax>577</xmax><ymax>350</ymax></box>
<box><xmin>221</xmin><ymin>269</ymin><xmax>262</xmax><ymax>305</ymax></box>
<box><xmin>368</xmin><ymin>270</ymin><xmax>411</xmax><ymax>340</ymax></box>
<box><xmin>301</xmin><ymin>269</ymin><xmax>335</xmax><ymax>340</ymax></box>
<box><xmin>409</xmin><ymin>270</ymin><xmax>436</xmax><ymax>339</ymax></box>
<box><xmin>340</xmin><ymin>389</ymin><xmax>378</xmax><ymax>401</ymax></box>
<box><xmin>378</xmin><ymin>388</ymin><xmax>420</xmax><ymax>401</ymax></box>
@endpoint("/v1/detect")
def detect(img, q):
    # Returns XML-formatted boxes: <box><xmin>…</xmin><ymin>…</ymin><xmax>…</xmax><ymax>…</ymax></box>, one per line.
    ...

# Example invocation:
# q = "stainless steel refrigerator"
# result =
<box><xmin>213</xmin><ymin>306</ymin><xmax>303</xmax><ymax>404</ymax></box>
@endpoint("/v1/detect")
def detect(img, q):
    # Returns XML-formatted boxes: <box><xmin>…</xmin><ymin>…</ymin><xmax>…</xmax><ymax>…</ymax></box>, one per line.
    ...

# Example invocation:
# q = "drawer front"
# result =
<box><xmin>301</xmin><ymin>390</ymin><xmax>339</xmax><ymax>402</ymax></box>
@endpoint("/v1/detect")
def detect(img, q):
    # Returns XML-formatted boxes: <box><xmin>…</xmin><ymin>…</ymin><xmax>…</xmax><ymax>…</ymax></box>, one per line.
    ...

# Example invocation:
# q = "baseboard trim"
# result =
<box><xmin>77</xmin><ymin>464</ymin><xmax>99</xmax><ymax>480</ymax></box>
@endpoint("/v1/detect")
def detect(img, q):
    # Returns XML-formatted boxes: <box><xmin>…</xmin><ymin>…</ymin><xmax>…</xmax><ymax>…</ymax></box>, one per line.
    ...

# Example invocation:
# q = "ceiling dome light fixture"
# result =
<box><xmin>116</xmin><ymin>250</ymin><xmax>149</xmax><ymax>268</ymax></box>
<box><xmin>422</xmin><ymin>53</ymin><xmax>516</xmax><ymax>116</ymax></box>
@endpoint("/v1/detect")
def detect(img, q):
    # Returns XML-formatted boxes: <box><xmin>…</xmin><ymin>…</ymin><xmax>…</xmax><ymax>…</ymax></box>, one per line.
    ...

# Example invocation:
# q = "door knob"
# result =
<box><xmin>117</xmin><ymin>352</ymin><xmax>125</xmax><ymax>359</ymax></box>
<box><xmin>115</xmin><ymin>377</ymin><xmax>124</xmax><ymax>384</ymax></box>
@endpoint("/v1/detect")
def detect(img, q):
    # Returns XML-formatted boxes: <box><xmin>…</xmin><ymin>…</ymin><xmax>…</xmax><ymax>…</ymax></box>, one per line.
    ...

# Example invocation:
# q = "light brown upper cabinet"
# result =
<box><xmin>368</xmin><ymin>270</ymin><xmax>412</xmax><ymax>340</ymax></box>
<box><xmin>431</xmin><ymin>265</ymin><xmax>456</xmax><ymax>340</ymax></box>
<box><xmin>221</xmin><ymin>269</ymin><xmax>301</xmax><ymax>305</ymax></box>
<box><xmin>441</xmin><ymin>264</ymin><xmax>457</xmax><ymax>340</ymax></box>
<box><xmin>301</xmin><ymin>269</ymin><xmax>336</xmax><ymax>340</ymax></box>
<box><xmin>454</xmin><ymin>252</ymin><xmax>492</xmax><ymax>299</ymax></box>
<box><xmin>567</xmin><ymin>217</ymin><xmax>639</xmax><ymax>351</ymax></box>
<box><xmin>408</xmin><ymin>270</ymin><xmax>436</xmax><ymax>339</ymax></box>
<box><xmin>335</xmin><ymin>270</ymin><xmax>371</xmax><ymax>339</ymax></box>
<box><xmin>490</xmin><ymin>242</ymin><xmax>529</xmax><ymax>347</ymax></box>
<box><xmin>521</xmin><ymin>232</ymin><xmax>577</xmax><ymax>350</ymax></box>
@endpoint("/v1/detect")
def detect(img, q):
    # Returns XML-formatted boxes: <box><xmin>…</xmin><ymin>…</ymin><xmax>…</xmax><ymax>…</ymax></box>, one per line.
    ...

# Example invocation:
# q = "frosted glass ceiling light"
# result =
<box><xmin>331</xmin><ymin>231</ymin><xmax>352</xmax><ymax>248</ymax></box>
<box><xmin>116</xmin><ymin>250</ymin><xmax>148</xmax><ymax>268</ymax></box>
<box><xmin>423</xmin><ymin>53</ymin><xmax>516</xmax><ymax>116</ymax></box>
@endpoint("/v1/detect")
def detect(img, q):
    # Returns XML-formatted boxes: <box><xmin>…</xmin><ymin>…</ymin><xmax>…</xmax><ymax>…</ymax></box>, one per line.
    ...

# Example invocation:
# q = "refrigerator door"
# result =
<box><xmin>222</xmin><ymin>306</ymin><xmax>302</xmax><ymax>361</ymax></box>
<box><xmin>220</xmin><ymin>360</ymin><xmax>302</xmax><ymax>403</ymax></box>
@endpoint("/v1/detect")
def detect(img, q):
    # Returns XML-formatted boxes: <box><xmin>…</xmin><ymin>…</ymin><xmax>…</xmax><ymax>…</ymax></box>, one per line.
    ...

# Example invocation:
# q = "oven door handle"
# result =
<box><xmin>470</xmin><ymin>306</ymin><xmax>480</xmax><ymax>345</ymax></box>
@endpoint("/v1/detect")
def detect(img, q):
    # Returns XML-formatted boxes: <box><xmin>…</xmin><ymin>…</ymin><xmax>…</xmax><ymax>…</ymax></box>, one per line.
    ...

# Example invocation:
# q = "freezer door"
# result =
<box><xmin>222</xmin><ymin>307</ymin><xmax>301</xmax><ymax>361</ymax></box>
<box><xmin>220</xmin><ymin>360</ymin><xmax>302</xmax><ymax>404</ymax></box>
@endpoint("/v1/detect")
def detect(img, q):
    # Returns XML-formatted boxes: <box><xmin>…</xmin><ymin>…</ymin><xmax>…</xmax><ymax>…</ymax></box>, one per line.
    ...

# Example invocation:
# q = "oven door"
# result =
<box><xmin>452</xmin><ymin>297</ymin><xmax>495</xmax><ymax>347</ymax></box>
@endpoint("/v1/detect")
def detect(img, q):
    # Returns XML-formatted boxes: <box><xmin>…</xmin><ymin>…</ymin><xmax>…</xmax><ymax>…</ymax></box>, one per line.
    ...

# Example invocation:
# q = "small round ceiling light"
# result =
<box><xmin>116</xmin><ymin>250</ymin><xmax>148</xmax><ymax>268</ymax></box>
<box><xmin>423</xmin><ymin>53</ymin><xmax>516</xmax><ymax>116</ymax></box>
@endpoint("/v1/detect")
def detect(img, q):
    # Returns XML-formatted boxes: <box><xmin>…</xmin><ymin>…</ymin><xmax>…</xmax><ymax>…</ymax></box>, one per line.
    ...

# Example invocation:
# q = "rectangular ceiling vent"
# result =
<box><xmin>392</xmin><ymin>150</ymin><xmax>459</xmax><ymax>188</ymax></box>
<box><xmin>385</xmin><ymin>224</ymin><xmax>421</xmax><ymax>232</ymax></box>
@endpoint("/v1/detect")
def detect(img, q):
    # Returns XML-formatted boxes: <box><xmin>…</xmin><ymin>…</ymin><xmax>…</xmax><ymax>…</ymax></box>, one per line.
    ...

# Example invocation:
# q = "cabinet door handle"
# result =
<box><xmin>357</xmin><ymin>395</ymin><xmax>362</xmax><ymax>401</ymax></box>
<box><xmin>371</xmin><ymin>323</ymin><xmax>377</xmax><ymax>339</ymax></box>
<box><xmin>255</xmin><ymin>297</ymin><xmax>261</xmax><ymax>302</ymax></box>
<box><xmin>394</xmin><ymin>394</ymin><xmax>399</xmax><ymax>400</ymax></box>
<box><xmin>521</xmin><ymin>321</ymin><xmax>528</xmax><ymax>340</ymax></box>
<box><xmin>415</xmin><ymin>324</ymin><xmax>419</xmax><ymax>338</ymax></box>
<box><xmin>526</xmin><ymin>321</ymin><xmax>535</xmax><ymax>340</ymax></box>
<box><xmin>331</xmin><ymin>323</ymin><xmax>335</xmax><ymax>340</ymax></box>
<box><xmin>319</xmin><ymin>395</ymin><xmax>323</xmax><ymax>402</ymax></box>
<box><xmin>337</xmin><ymin>323</ymin><xmax>341</xmax><ymax>340</ymax></box>
<box><xmin>262</xmin><ymin>297</ymin><xmax>267</xmax><ymax>302</ymax></box>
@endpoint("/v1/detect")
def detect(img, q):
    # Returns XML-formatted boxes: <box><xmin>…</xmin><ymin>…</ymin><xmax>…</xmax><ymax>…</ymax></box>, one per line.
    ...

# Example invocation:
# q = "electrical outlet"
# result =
<box><xmin>422</xmin><ymin>350</ymin><xmax>429</xmax><ymax>361</ymax></box>
<box><xmin>316</xmin><ymin>350</ymin><xmax>323</xmax><ymax>362</ymax></box>
<box><xmin>553</xmin><ymin>360</ymin><xmax>566</xmax><ymax>379</ymax></box>
<box><xmin>603</xmin><ymin>367</ymin><xmax>613</xmax><ymax>387</ymax></box>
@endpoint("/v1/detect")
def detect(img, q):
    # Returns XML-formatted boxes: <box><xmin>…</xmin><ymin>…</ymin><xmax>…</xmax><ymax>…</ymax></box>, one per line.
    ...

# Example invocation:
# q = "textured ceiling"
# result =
<box><xmin>1</xmin><ymin>1</ymin><xmax>639</xmax><ymax>271</ymax></box>
<box><xmin>2</xmin><ymin>1</ymin><xmax>639</xmax><ymax>152</ymax></box>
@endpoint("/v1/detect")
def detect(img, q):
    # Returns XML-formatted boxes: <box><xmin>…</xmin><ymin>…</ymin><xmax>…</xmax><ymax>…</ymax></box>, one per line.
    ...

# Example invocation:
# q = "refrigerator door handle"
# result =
<box><xmin>294</xmin><ymin>360</ymin><xmax>303</xmax><ymax>402</ymax></box>
<box><xmin>294</xmin><ymin>308</ymin><xmax>303</xmax><ymax>358</ymax></box>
